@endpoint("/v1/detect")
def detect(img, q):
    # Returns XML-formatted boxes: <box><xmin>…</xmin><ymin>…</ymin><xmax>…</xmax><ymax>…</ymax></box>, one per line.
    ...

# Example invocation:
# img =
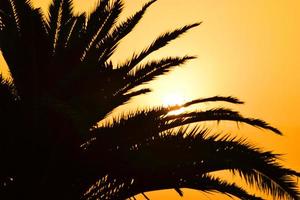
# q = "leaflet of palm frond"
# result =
<box><xmin>162</xmin><ymin>108</ymin><xmax>282</xmax><ymax>134</ymax></box>
<box><xmin>47</xmin><ymin>0</ymin><xmax>73</xmax><ymax>54</ymax></box>
<box><xmin>116</xmin><ymin>56</ymin><xmax>195</xmax><ymax>95</ymax></box>
<box><xmin>109</xmin><ymin>174</ymin><xmax>264</xmax><ymax>200</ymax></box>
<box><xmin>107</xmin><ymin>133</ymin><xmax>299</xmax><ymax>199</ymax></box>
<box><xmin>0</xmin><ymin>0</ymin><xmax>50</xmax><ymax>100</ymax></box>
<box><xmin>96</xmin><ymin>0</ymin><xmax>157</xmax><ymax>65</ymax></box>
<box><xmin>82</xmin><ymin>0</ymin><xmax>123</xmax><ymax>62</ymax></box>
<box><xmin>117</xmin><ymin>23</ymin><xmax>201</xmax><ymax>74</ymax></box>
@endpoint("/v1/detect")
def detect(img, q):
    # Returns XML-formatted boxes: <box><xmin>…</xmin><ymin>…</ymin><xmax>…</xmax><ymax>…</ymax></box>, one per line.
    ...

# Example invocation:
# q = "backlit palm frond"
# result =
<box><xmin>83</xmin><ymin>129</ymin><xmax>299</xmax><ymax>199</ymax></box>
<box><xmin>64</xmin><ymin>13</ymin><xmax>86</xmax><ymax>48</ymax></box>
<box><xmin>0</xmin><ymin>0</ymin><xmax>50</xmax><ymax>99</ymax></box>
<box><xmin>120</xmin><ymin>130</ymin><xmax>299</xmax><ymax>199</ymax></box>
<box><xmin>83</xmin><ymin>174</ymin><xmax>264</xmax><ymax>200</ymax></box>
<box><xmin>88</xmin><ymin>104</ymin><xmax>281</xmax><ymax>155</ymax></box>
<box><xmin>88</xmin><ymin>88</ymin><xmax>152</xmax><ymax>125</ymax></box>
<box><xmin>54</xmin><ymin>13</ymin><xmax>86</xmax><ymax>89</ymax></box>
<box><xmin>183</xmin><ymin>96</ymin><xmax>244</xmax><ymax>106</ymax></box>
<box><xmin>96</xmin><ymin>0</ymin><xmax>157</xmax><ymax>65</ymax></box>
<box><xmin>82</xmin><ymin>56</ymin><xmax>196</xmax><ymax>119</ymax></box>
<box><xmin>116</xmin><ymin>56</ymin><xmax>196</xmax><ymax>95</ymax></box>
<box><xmin>162</xmin><ymin>108</ymin><xmax>281</xmax><ymax>134</ymax></box>
<box><xmin>123</xmin><ymin>175</ymin><xmax>265</xmax><ymax>200</ymax></box>
<box><xmin>47</xmin><ymin>0</ymin><xmax>73</xmax><ymax>54</ymax></box>
<box><xmin>0</xmin><ymin>0</ymin><xmax>20</xmax><ymax>33</ymax></box>
<box><xmin>117</xmin><ymin>23</ymin><xmax>201</xmax><ymax>74</ymax></box>
<box><xmin>83</xmin><ymin>174</ymin><xmax>135</xmax><ymax>200</ymax></box>
<box><xmin>86</xmin><ymin>0</ymin><xmax>110</xmax><ymax>33</ymax></box>
<box><xmin>82</xmin><ymin>0</ymin><xmax>123</xmax><ymax>62</ymax></box>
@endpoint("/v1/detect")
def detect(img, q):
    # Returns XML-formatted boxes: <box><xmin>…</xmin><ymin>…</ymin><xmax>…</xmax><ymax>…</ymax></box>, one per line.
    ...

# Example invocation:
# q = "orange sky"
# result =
<box><xmin>1</xmin><ymin>0</ymin><xmax>300</xmax><ymax>199</ymax></box>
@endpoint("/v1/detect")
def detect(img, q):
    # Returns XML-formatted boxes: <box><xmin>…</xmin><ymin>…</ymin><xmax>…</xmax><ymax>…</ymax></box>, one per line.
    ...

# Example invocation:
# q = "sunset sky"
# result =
<box><xmin>1</xmin><ymin>0</ymin><xmax>300</xmax><ymax>199</ymax></box>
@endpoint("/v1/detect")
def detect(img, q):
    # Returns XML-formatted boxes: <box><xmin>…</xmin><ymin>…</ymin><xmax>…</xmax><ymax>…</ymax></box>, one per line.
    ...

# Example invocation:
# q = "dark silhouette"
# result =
<box><xmin>0</xmin><ymin>0</ymin><xmax>299</xmax><ymax>199</ymax></box>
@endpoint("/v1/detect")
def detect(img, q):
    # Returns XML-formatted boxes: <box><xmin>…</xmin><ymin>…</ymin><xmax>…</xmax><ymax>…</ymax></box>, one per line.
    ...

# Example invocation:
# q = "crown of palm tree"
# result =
<box><xmin>0</xmin><ymin>0</ymin><xmax>299</xmax><ymax>199</ymax></box>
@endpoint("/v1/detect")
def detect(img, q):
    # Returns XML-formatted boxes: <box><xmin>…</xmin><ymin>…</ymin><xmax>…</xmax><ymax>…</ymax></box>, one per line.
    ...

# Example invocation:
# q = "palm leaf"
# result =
<box><xmin>82</xmin><ymin>129</ymin><xmax>299</xmax><ymax>199</ymax></box>
<box><xmin>89</xmin><ymin>105</ymin><xmax>281</xmax><ymax>155</ymax></box>
<box><xmin>116</xmin><ymin>56</ymin><xmax>196</xmax><ymax>95</ymax></box>
<box><xmin>81</xmin><ymin>0</ymin><xmax>123</xmax><ymax>62</ymax></box>
<box><xmin>96</xmin><ymin>0</ymin><xmax>157</xmax><ymax>65</ymax></box>
<box><xmin>117</xmin><ymin>22</ymin><xmax>201</xmax><ymax>74</ymax></box>
<box><xmin>83</xmin><ymin>174</ymin><xmax>264</xmax><ymax>200</ymax></box>
<box><xmin>47</xmin><ymin>0</ymin><xmax>73</xmax><ymax>54</ymax></box>
<box><xmin>0</xmin><ymin>0</ymin><xmax>50</xmax><ymax>99</ymax></box>
<box><xmin>162</xmin><ymin>108</ymin><xmax>281</xmax><ymax>134</ymax></box>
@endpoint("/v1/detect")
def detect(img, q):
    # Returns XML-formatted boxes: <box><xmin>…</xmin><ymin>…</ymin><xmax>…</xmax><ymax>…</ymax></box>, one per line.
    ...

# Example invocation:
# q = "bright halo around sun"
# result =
<box><xmin>162</xmin><ymin>93</ymin><xmax>186</xmax><ymax>115</ymax></box>
<box><xmin>162</xmin><ymin>93</ymin><xmax>185</xmax><ymax>106</ymax></box>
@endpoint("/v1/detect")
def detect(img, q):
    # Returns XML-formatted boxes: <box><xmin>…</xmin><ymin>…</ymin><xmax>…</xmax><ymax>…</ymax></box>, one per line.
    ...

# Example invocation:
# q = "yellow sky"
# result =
<box><xmin>1</xmin><ymin>0</ymin><xmax>300</xmax><ymax>199</ymax></box>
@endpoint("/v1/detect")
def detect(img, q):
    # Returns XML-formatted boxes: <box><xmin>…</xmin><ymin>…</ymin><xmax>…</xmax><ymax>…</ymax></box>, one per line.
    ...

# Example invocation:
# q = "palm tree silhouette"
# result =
<box><xmin>0</xmin><ymin>0</ymin><xmax>299</xmax><ymax>199</ymax></box>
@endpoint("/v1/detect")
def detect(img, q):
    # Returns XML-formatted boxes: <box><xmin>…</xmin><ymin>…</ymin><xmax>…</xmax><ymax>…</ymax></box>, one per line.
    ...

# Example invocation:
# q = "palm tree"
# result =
<box><xmin>0</xmin><ymin>0</ymin><xmax>299</xmax><ymax>199</ymax></box>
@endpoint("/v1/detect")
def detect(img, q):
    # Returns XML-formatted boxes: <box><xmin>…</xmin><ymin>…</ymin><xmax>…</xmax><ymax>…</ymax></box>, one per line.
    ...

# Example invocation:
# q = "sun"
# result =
<box><xmin>162</xmin><ymin>93</ymin><xmax>185</xmax><ymax>107</ymax></box>
<box><xmin>161</xmin><ymin>93</ymin><xmax>187</xmax><ymax>115</ymax></box>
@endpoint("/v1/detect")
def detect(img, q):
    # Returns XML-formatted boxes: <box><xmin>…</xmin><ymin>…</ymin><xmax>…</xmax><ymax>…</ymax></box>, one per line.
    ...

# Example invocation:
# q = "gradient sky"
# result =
<box><xmin>1</xmin><ymin>0</ymin><xmax>300</xmax><ymax>199</ymax></box>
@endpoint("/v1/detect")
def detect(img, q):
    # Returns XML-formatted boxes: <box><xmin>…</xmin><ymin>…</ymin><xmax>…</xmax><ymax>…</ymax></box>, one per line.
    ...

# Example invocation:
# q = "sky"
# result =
<box><xmin>1</xmin><ymin>0</ymin><xmax>300</xmax><ymax>199</ymax></box>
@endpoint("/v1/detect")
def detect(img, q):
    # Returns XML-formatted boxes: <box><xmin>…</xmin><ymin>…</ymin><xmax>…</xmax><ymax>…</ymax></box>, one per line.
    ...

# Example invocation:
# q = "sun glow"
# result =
<box><xmin>162</xmin><ymin>93</ymin><xmax>186</xmax><ymax>115</ymax></box>
<box><xmin>162</xmin><ymin>93</ymin><xmax>185</xmax><ymax>107</ymax></box>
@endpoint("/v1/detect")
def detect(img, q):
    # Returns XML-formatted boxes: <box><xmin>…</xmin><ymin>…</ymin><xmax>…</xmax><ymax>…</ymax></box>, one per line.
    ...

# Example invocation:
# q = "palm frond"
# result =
<box><xmin>163</xmin><ymin>108</ymin><xmax>281</xmax><ymax>134</ymax></box>
<box><xmin>96</xmin><ymin>0</ymin><xmax>157</xmax><ymax>65</ymax></box>
<box><xmin>57</xmin><ymin>13</ymin><xmax>86</xmax><ymax>68</ymax></box>
<box><xmin>183</xmin><ymin>96</ymin><xmax>244</xmax><ymax>106</ymax></box>
<box><xmin>81</xmin><ymin>0</ymin><xmax>123</xmax><ymax>62</ymax></box>
<box><xmin>0</xmin><ymin>0</ymin><xmax>50</xmax><ymax>99</ymax></box>
<box><xmin>84</xmin><ymin>174</ymin><xmax>265</xmax><ymax>200</ymax></box>
<box><xmin>47</xmin><ymin>0</ymin><xmax>73</xmax><ymax>54</ymax></box>
<box><xmin>59</xmin><ymin>53</ymin><xmax>190</xmax><ymax>126</ymax></box>
<box><xmin>83</xmin><ymin>130</ymin><xmax>299</xmax><ymax>199</ymax></box>
<box><xmin>116</xmin><ymin>56</ymin><xmax>196</xmax><ymax>95</ymax></box>
<box><xmin>162</xmin><ymin>95</ymin><xmax>244</xmax><ymax>113</ymax></box>
<box><xmin>10</xmin><ymin>0</ymin><xmax>20</xmax><ymax>30</ymax></box>
<box><xmin>66</xmin><ymin>13</ymin><xmax>87</xmax><ymax>49</ymax></box>
<box><xmin>118</xmin><ymin>174</ymin><xmax>265</xmax><ymax>200</ymax></box>
<box><xmin>117</xmin><ymin>22</ymin><xmax>201</xmax><ymax>74</ymax></box>
<box><xmin>89</xmin><ymin>88</ymin><xmax>152</xmax><ymax>124</ymax></box>
<box><xmin>89</xmin><ymin>105</ymin><xmax>281</xmax><ymax>155</ymax></box>
<box><xmin>86</xmin><ymin>0</ymin><xmax>110</xmax><ymax>33</ymax></box>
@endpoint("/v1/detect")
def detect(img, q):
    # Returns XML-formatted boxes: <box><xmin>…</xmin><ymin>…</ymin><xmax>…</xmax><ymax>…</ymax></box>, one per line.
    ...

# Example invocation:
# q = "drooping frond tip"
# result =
<box><xmin>183</xmin><ymin>96</ymin><xmax>244</xmax><ymax>107</ymax></box>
